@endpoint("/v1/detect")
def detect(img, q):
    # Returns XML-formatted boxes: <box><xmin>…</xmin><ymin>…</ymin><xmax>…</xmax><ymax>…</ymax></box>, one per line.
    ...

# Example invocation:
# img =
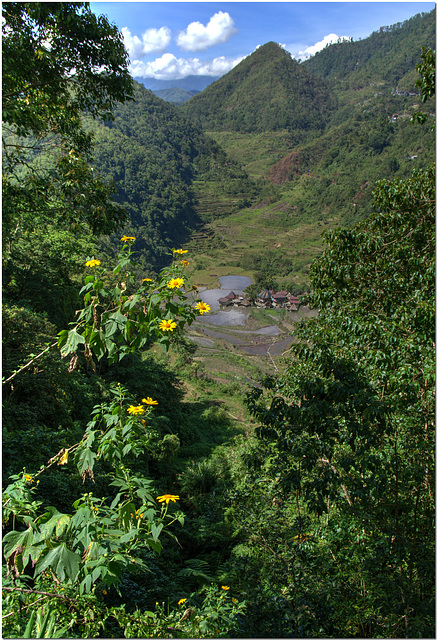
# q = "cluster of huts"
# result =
<box><xmin>218</xmin><ymin>289</ymin><xmax>301</xmax><ymax>311</ymax></box>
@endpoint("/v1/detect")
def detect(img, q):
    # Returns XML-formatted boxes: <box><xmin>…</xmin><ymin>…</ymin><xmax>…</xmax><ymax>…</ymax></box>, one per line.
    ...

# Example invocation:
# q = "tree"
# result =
<box><xmin>246</xmin><ymin>49</ymin><xmax>435</xmax><ymax>637</ymax></box>
<box><xmin>2</xmin><ymin>2</ymin><xmax>134</xmax><ymax>245</ymax></box>
<box><xmin>411</xmin><ymin>46</ymin><xmax>435</xmax><ymax>127</ymax></box>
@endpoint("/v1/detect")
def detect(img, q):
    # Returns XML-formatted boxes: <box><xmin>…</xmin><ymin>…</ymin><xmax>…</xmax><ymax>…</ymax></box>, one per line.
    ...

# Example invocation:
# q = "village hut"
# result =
<box><xmin>272</xmin><ymin>290</ymin><xmax>289</xmax><ymax>306</ymax></box>
<box><xmin>218</xmin><ymin>291</ymin><xmax>238</xmax><ymax>308</ymax></box>
<box><xmin>288</xmin><ymin>295</ymin><xmax>301</xmax><ymax>311</ymax></box>
<box><xmin>256</xmin><ymin>289</ymin><xmax>274</xmax><ymax>308</ymax></box>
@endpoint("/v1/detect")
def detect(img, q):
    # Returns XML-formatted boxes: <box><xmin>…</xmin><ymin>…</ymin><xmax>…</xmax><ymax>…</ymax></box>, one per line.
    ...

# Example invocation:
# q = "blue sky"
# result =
<box><xmin>90</xmin><ymin>2</ymin><xmax>435</xmax><ymax>80</ymax></box>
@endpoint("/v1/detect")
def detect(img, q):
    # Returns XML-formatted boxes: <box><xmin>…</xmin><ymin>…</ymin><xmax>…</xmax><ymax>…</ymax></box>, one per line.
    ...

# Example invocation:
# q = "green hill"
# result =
<box><xmin>181</xmin><ymin>42</ymin><xmax>337</xmax><ymax>132</ymax></box>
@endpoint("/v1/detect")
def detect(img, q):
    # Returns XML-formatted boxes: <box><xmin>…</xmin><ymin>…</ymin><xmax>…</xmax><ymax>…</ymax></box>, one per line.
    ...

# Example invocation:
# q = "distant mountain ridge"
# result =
<box><xmin>136</xmin><ymin>75</ymin><xmax>220</xmax><ymax>92</ymax></box>
<box><xmin>89</xmin><ymin>9</ymin><xmax>435</xmax><ymax>275</ymax></box>
<box><xmin>153</xmin><ymin>87</ymin><xmax>199</xmax><ymax>105</ymax></box>
<box><xmin>136</xmin><ymin>9</ymin><xmax>434</xmax><ymax>108</ymax></box>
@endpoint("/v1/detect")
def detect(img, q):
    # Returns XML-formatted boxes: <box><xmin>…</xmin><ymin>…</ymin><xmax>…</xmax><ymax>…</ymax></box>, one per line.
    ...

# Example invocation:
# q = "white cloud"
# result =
<box><xmin>176</xmin><ymin>11</ymin><xmax>237</xmax><ymax>52</ymax></box>
<box><xmin>130</xmin><ymin>53</ymin><xmax>244</xmax><ymax>80</ymax></box>
<box><xmin>286</xmin><ymin>33</ymin><xmax>351</xmax><ymax>61</ymax></box>
<box><xmin>122</xmin><ymin>26</ymin><xmax>171</xmax><ymax>59</ymax></box>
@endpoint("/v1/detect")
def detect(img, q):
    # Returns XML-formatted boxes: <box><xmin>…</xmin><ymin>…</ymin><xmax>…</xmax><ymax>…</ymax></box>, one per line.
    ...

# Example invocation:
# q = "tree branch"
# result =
<box><xmin>3</xmin><ymin>341</ymin><xmax>58</xmax><ymax>384</ymax></box>
<box><xmin>2</xmin><ymin>586</ymin><xmax>79</xmax><ymax>603</ymax></box>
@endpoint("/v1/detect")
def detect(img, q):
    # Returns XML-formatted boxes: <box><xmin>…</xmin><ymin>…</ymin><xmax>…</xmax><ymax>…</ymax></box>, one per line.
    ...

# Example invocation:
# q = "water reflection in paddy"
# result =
<box><xmin>198</xmin><ymin>275</ymin><xmax>253</xmax><ymax>313</ymax></box>
<box><xmin>218</xmin><ymin>275</ymin><xmax>253</xmax><ymax>290</ymax></box>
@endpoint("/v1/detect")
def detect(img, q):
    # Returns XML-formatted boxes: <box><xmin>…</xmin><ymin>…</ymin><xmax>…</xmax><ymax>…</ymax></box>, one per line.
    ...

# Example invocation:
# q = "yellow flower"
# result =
<box><xmin>85</xmin><ymin>259</ymin><xmax>100</xmax><ymax>268</ymax></box>
<box><xmin>167</xmin><ymin>277</ymin><xmax>184</xmax><ymax>289</ymax></box>
<box><xmin>142</xmin><ymin>397</ymin><xmax>158</xmax><ymax>405</ymax></box>
<box><xmin>178</xmin><ymin>598</ymin><xmax>187</xmax><ymax>606</ymax></box>
<box><xmin>173</xmin><ymin>249</ymin><xmax>188</xmax><ymax>254</ymax></box>
<box><xmin>221</xmin><ymin>585</ymin><xmax>230</xmax><ymax>591</ymax></box>
<box><xmin>232</xmin><ymin>598</ymin><xmax>237</xmax><ymax>603</ymax></box>
<box><xmin>142</xmin><ymin>278</ymin><xmax>154</xmax><ymax>282</ymax></box>
<box><xmin>127</xmin><ymin>405</ymin><xmax>145</xmax><ymax>415</ymax></box>
<box><xmin>24</xmin><ymin>474</ymin><xmax>33</xmax><ymax>483</ymax></box>
<box><xmin>195</xmin><ymin>302</ymin><xmax>210</xmax><ymax>315</ymax></box>
<box><xmin>102</xmin><ymin>590</ymin><xmax>108</xmax><ymax>596</ymax></box>
<box><xmin>180</xmin><ymin>260</ymin><xmax>190</xmax><ymax>267</ymax></box>
<box><xmin>157</xmin><ymin>494</ymin><xmax>180</xmax><ymax>505</ymax></box>
<box><xmin>121</xmin><ymin>235</ymin><xmax>136</xmax><ymax>242</ymax></box>
<box><xmin>159</xmin><ymin>319</ymin><xmax>177</xmax><ymax>332</ymax></box>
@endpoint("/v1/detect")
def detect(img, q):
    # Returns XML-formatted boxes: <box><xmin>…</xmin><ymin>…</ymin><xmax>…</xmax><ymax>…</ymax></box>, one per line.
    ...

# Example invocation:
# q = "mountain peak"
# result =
<box><xmin>181</xmin><ymin>41</ymin><xmax>335</xmax><ymax>132</ymax></box>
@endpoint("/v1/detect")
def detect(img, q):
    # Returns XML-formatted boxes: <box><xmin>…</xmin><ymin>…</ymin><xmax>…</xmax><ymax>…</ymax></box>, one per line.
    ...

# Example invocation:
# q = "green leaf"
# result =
<box><xmin>80</xmin><ymin>573</ymin><xmax>93</xmax><ymax>595</ymax></box>
<box><xmin>151</xmin><ymin>523</ymin><xmax>163</xmax><ymax>542</ymax></box>
<box><xmin>76</xmin><ymin>447</ymin><xmax>97</xmax><ymax>476</ymax></box>
<box><xmin>34</xmin><ymin>545</ymin><xmax>62</xmax><ymax>577</ymax></box>
<box><xmin>58</xmin><ymin>544</ymin><xmax>81</xmax><ymax>582</ymax></box>
<box><xmin>23</xmin><ymin>610</ymin><xmax>36</xmax><ymax>639</ymax></box>
<box><xmin>119</xmin><ymin>529</ymin><xmax>138</xmax><ymax>544</ymax></box>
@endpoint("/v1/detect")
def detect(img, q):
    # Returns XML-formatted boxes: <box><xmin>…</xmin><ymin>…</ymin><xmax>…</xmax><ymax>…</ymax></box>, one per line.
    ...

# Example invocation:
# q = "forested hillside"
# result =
<box><xmin>303</xmin><ymin>8</ymin><xmax>435</xmax><ymax>86</ymax></box>
<box><xmin>153</xmin><ymin>87</ymin><xmax>199</xmax><ymax>105</ymax></box>
<box><xmin>2</xmin><ymin>3</ymin><xmax>435</xmax><ymax>638</ymax></box>
<box><xmin>89</xmin><ymin>81</ymin><xmax>260</xmax><ymax>272</ymax></box>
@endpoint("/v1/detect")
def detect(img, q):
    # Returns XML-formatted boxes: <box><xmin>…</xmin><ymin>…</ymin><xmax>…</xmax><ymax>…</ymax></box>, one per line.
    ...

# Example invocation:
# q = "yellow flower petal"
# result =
<box><xmin>167</xmin><ymin>278</ymin><xmax>184</xmax><ymax>289</ymax></box>
<box><xmin>127</xmin><ymin>405</ymin><xmax>145</xmax><ymax>415</ymax></box>
<box><xmin>159</xmin><ymin>319</ymin><xmax>177</xmax><ymax>332</ymax></box>
<box><xmin>157</xmin><ymin>494</ymin><xmax>180</xmax><ymax>504</ymax></box>
<box><xmin>195</xmin><ymin>302</ymin><xmax>211</xmax><ymax>315</ymax></box>
<box><xmin>85</xmin><ymin>259</ymin><xmax>101</xmax><ymax>268</ymax></box>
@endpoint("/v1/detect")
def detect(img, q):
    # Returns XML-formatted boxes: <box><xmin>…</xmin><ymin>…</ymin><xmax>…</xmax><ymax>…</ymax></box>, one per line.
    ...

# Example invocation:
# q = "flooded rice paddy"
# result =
<box><xmin>191</xmin><ymin>274</ymin><xmax>297</xmax><ymax>357</ymax></box>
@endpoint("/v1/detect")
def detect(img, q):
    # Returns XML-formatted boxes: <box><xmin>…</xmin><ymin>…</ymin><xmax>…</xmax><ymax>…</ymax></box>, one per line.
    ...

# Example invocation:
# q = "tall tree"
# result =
<box><xmin>2</xmin><ymin>1</ymin><xmax>134</xmax><ymax>244</ymax></box>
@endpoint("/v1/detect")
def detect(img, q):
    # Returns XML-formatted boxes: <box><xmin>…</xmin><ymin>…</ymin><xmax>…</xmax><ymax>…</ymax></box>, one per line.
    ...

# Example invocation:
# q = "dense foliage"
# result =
<box><xmin>2</xmin><ymin>1</ymin><xmax>133</xmax><ymax>329</ymax></box>
<box><xmin>239</xmin><ymin>48</ymin><xmax>435</xmax><ymax>636</ymax></box>
<box><xmin>2</xmin><ymin>1</ymin><xmax>133</xmax><ymax>241</ymax></box>
<box><xmin>244</xmin><ymin>162</ymin><xmax>435</xmax><ymax>636</ymax></box>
